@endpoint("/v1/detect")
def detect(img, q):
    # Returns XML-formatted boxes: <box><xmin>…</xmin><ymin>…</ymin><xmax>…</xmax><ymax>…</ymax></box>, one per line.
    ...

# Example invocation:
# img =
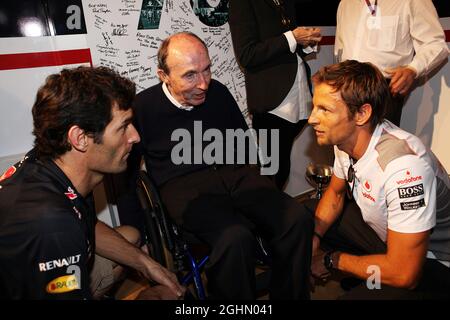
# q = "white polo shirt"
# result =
<box><xmin>334</xmin><ymin>121</ymin><xmax>450</xmax><ymax>264</ymax></box>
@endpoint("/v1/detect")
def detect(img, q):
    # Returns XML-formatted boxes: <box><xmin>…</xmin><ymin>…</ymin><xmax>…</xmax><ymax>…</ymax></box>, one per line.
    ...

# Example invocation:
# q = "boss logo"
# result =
<box><xmin>397</xmin><ymin>184</ymin><xmax>424</xmax><ymax>199</ymax></box>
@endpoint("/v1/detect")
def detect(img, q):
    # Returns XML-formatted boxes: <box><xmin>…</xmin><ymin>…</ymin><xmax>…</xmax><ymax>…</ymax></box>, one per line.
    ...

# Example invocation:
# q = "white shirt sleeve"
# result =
<box><xmin>407</xmin><ymin>0</ymin><xmax>449</xmax><ymax>78</ymax></box>
<box><xmin>284</xmin><ymin>30</ymin><xmax>317</xmax><ymax>55</ymax></box>
<box><xmin>334</xmin><ymin>0</ymin><xmax>344</xmax><ymax>62</ymax></box>
<box><xmin>385</xmin><ymin>155</ymin><xmax>437</xmax><ymax>234</ymax></box>
<box><xmin>284</xmin><ymin>31</ymin><xmax>297</xmax><ymax>53</ymax></box>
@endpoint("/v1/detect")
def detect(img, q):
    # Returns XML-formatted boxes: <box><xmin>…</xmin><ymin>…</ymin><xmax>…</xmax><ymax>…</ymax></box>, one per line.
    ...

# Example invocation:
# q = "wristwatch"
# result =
<box><xmin>323</xmin><ymin>251</ymin><xmax>335</xmax><ymax>270</ymax></box>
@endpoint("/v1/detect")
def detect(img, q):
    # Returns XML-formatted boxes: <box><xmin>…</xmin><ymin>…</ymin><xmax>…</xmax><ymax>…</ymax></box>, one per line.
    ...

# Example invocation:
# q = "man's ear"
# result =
<box><xmin>157</xmin><ymin>68</ymin><xmax>169</xmax><ymax>84</ymax></box>
<box><xmin>355</xmin><ymin>103</ymin><xmax>372</xmax><ymax>126</ymax></box>
<box><xmin>67</xmin><ymin>125</ymin><xmax>88</xmax><ymax>152</ymax></box>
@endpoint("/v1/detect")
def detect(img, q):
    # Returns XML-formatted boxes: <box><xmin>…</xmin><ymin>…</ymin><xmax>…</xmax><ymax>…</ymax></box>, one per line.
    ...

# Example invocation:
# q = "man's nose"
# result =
<box><xmin>196</xmin><ymin>74</ymin><xmax>209</xmax><ymax>91</ymax></box>
<box><xmin>128</xmin><ymin>124</ymin><xmax>141</xmax><ymax>144</ymax></box>
<box><xmin>308</xmin><ymin>109</ymin><xmax>318</xmax><ymax>125</ymax></box>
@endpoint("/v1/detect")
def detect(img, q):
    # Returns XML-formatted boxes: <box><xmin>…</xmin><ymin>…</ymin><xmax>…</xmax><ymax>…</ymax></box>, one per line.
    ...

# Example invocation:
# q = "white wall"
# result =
<box><xmin>0</xmin><ymin>35</ymin><xmax>90</xmax><ymax>157</ymax></box>
<box><xmin>0</xmin><ymin>34</ymin><xmax>118</xmax><ymax>227</ymax></box>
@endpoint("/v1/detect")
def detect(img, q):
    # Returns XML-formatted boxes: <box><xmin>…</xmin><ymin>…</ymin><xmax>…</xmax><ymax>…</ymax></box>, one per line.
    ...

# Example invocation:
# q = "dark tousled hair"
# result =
<box><xmin>32</xmin><ymin>66</ymin><xmax>136</xmax><ymax>159</ymax></box>
<box><xmin>312</xmin><ymin>60</ymin><xmax>390</xmax><ymax>128</ymax></box>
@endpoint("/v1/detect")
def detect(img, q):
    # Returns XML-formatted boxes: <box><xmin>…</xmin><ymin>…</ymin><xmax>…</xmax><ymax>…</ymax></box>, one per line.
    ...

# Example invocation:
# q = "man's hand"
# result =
<box><xmin>309</xmin><ymin>250</ymin><xmax>331</xmax><ymax>293</ymax></box>
<box><xmin>292</xmin><ymin>27</ymin><xmax>322</xmax><ymax>47</ymax></box>
<box><xmin>137</xmin><ymin>285</ymin><xmax>184</xmax><ymax>300</ymax></box>
<box><xmin>385</xmin><ymin>66</ymin><xmax>417</xmax><ymax>97</ymax></box>
<box><xmin>139</xmin><ymin>256</ymin><xmax>186</xmax><ymax>298</ymax></box>
<box><xmin>309</xmin><ymin>235</ymin><xmax>330</xmax><ymax>292</ymax></box>
<box><xmin>311</xmin><ymin>249</ymin><xmax>331</xmax><ymax>280</ymax></box>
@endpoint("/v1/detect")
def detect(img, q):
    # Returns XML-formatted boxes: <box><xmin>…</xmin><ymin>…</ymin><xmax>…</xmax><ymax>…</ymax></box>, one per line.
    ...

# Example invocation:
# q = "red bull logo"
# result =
<box><xmin>64</xmin><ymin>187</ymin><xmax>78</xmax><ymax>200</ymax></box>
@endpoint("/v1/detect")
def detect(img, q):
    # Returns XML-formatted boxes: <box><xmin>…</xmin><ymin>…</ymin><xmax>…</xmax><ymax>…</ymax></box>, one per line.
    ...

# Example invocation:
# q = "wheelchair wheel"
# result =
<box><xmin>136</xmin><ymin>171</ymin><xmax>209</xmax><ymax>299</ymax></box>
<box><xmin>136</xmin><ymin>172</ymin><xmax>172</xmax><ymax>268</ymax></box>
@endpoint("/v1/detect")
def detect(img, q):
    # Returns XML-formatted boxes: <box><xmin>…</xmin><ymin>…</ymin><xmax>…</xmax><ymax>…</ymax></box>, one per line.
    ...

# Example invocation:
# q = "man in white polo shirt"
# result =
<box><xmin>308</xmin><ymin>60</ymin><xmax>450</xmax><ymax>299</ymax></box>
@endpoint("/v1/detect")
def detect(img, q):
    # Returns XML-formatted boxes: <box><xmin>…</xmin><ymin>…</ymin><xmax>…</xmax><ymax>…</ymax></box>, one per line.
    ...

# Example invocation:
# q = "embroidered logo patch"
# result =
<box><xmin>64</xmin><ymin>187</ymin><xmax>77</xmax><ymax>200</ymax></box>
<box><xmin>38</xmin><ymin>254</ymin><xmax>81</xmax><ymax>272</ymax></box>
<box><xmin>397</xmin><ymin>184</ymin><xmax>424</xmax><ymax>199</ymax></box>
<box><xmin>396</xmin><ymin>169</ymin><xmax>422</xmax><ymax>185</ymax></box>
<box><xmin>400</xmin><ymin>199</ymin><xmax>425</xmax><ymax>210</ymax></box>
<box><xmin>46</xmin><ymin>274</ymin><xmax>80</xmax><ymax>294</ymax></box>
<box><xmin>362</xmin><ymin>179</ymin><xmax>372</xmax><ymax>192</ymax></box>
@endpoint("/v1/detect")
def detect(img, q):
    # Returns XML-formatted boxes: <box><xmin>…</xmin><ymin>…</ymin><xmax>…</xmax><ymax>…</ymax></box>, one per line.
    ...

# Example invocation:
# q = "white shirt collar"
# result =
<box><xmin>162</xmin><ymin>82</ymin><xmax>193</xmax><ymax>111</ymax></box>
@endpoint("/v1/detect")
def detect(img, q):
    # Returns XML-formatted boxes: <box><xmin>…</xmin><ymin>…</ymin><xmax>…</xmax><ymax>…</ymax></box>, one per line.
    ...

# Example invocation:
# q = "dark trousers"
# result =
<box><xmin>385</xmin><ymin>78</ymin><xmax>406</xmax><ymax>126</ymax></box>
<box><xmin>160</xmin><ymin>165</ymin><xmax>313</xmax><ymax>299</ymax></box>
<box><xmin>304</xmin><ymin>199</ymin><xmax>450</xmax><ymax>299</ymax></box>
<box><xmin>252</xmin><ymin>112</ymin><xmax>307</xmax><ymax>190</ymax></box>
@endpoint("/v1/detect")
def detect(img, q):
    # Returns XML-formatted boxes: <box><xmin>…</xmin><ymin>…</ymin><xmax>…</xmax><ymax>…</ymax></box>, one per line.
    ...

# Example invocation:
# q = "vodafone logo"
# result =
<box><xmin>360</xmin><ymin>179</ymin><xmax>374</xmax><ymax>202</ymax></box>
<box><xmin>396</xmin><ymin>169</ymin><xmax>422</xmax><ymax>185</ymax></box>
<box><xmin>362</xmin><ymin>179</ymin><xmax>372</xmax><ymax>192</ymax></box>
<box><xmin>362</xmin><ymin>191</ymin><xmax>376</xmax><ymax>202</ymax></box>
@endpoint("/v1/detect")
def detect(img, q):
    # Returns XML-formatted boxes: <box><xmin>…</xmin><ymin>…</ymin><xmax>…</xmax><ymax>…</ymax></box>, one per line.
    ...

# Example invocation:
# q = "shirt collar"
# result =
<box><xmin>353</xmin><ymin>121</ymin><xmax>384</xmax><ymax>170</ymax></box>
<box><xmin>162</xmin><ymin>82</ymin><xmax>193</xmax><ymax>111</ymax></box>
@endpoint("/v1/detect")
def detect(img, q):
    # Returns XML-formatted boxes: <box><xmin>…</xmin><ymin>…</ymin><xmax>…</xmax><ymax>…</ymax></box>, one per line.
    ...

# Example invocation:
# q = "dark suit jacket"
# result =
<box><xmin>229</xmin><ymin>0</ymin><xmax>311</xmax><ymax>114</ymax></box>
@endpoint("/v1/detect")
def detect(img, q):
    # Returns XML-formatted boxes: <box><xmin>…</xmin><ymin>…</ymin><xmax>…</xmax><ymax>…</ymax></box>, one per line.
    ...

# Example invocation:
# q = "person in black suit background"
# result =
<box><xmin>229</xmin><ymin>0</ymin><xmax>321</xmax><ymax>190</ymax></box>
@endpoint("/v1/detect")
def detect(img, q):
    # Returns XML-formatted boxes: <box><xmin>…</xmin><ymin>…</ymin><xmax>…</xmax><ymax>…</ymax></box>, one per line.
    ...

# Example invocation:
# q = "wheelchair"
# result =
<box><xmin>135</xmin><ymin>170</ymin><xmax>271</xmax><ymax>299</ymax></box>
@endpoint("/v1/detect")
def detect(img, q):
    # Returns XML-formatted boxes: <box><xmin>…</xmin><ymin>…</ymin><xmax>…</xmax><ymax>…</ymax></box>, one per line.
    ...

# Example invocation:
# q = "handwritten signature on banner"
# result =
<box><xmin>84</xmin><ymin>0</ymin><xmax>248</xmax><ymax>115</ymax></box>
